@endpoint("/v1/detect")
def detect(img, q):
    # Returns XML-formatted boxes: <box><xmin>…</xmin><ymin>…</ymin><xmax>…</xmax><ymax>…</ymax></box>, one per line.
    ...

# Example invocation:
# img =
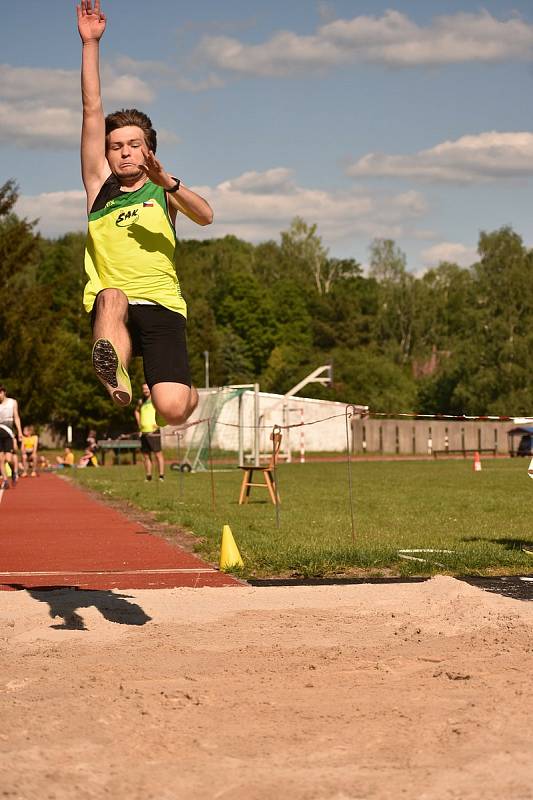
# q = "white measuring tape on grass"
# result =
<box><xmin>398</xmin><ymin>549</ymin><xmax>455</xmax><ymax>568</ymax></box>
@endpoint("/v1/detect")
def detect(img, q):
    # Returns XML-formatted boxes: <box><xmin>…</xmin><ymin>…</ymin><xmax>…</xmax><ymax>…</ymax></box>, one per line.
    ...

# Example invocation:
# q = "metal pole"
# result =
<box><xmin>207</xmin><ymin>418</ymin><xmax>215</xmax><ymax>511</ymax></box>
<box><xmin>345</xmin><ymin>405</ymin><xmax>356</xmax><ymax>545</ymax></box>
<box><xmin>283</xmin><ymin>401</ymin><xmax>291</xmax><ymax>463</ymax></box>
<box><xmin>272</xmin><ymin>425</ymin><xmax>281</xmax><ymax>530</ymax></box>
<box><xmin>300</xmin><ymin>407</ymin><xmax>305</xmax><ymax>463</ymax></box>
<box><xmin>254</xmin><ymin>383</ymin><xmax>260</xmax><ymax>467</ymax></box>
<box><xmin>203</xmin><ymin>351</ymin><xmax>210</xmax><ymax>389</ymax></box>
<box><xmin>238</xmin><ymin>392</ymin><xmax>244</xmax><ymax>467</ymax></box>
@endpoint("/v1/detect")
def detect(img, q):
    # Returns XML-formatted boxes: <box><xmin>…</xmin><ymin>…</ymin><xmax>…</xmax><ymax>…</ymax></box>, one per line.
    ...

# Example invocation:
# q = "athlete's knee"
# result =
<box><xmin>155</xmin><ymin>396</ymin><xmax>193</xmax><ymax>426</ymax></box>
<box><xmin>95</xmin><ymin>288</ymin><xmax>129</xmax><ymax>315</ymax></box>
<box><xmin>158</xmin><ymin>406</ymin><xmax>189</xmax><ymax>426</ymax></box>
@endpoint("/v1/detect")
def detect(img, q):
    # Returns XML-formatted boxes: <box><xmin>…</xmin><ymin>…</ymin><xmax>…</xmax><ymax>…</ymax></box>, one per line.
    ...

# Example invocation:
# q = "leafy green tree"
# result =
<box><xmin>369</xmin><ymin>238</ymin><xmax>416</xmax><ymax>363</ymax></box>
<box><xmin>280</xmin><ymin>217</ymin><xmax>328</xmax><ymax>294</ymax></box>
<box><xmin>0</xmin><ymin>180</ymin><xmax>47</xmax><ymax>417</ymax></box>
<box><xmin>458</xmin><ymin>227</ymin><xmax>533</xmax><ymax>414</ymax></box>
<box><xmin>330</xmin><ymin>346</ymin><xmax>417</xmax><ymax>411</ymax></box>
<box><xmin>213</xmin><ymin>271</ymin><xmax>278</xmax><ymax>376</ymax></box>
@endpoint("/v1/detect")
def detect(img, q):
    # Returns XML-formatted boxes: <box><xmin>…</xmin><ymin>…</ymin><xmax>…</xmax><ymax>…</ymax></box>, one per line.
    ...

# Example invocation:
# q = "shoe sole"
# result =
<box><xmin>92</xmin><ymin>339</ymin><xmax>131</xmax><ymax>406</ymax></box>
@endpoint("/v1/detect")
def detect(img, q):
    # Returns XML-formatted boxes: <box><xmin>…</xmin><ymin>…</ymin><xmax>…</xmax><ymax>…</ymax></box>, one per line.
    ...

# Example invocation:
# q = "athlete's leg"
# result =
<box><xmin>0</xmin><ymin>452</ymin><xmax>7</xmax><ymax>484</ymax></box>
<box><xmin>92</xmin><ymin>288</ymin><xmax>131</xmax><ymax>363</ymax></box>
<box><xmin>92</xmin><ymin>288</ymin><xmax>132</xmax><ymax>406</ymax></box>
<box><xmin>151</xmin><ymin>383</ymin><xmax>199</xmax><ymax>426</ymax></box>
<box><xmin>11</xmin><ymin>451</ymin><xmax>18</xmax><ymax>483</ymax></box>
<box><xmin>4</xmin><ymin>452</ymin><xmax>16</xmax><ymax>486</ymax></box>
<box><xmin>143</xmin><ymin>452</ymin><xmax>152</xmax><ymax>480</ymax></box>
<box><xmin>155</xmin><ymin>449</ymin><xmax>165</xmax><ymax>479</ymax></box>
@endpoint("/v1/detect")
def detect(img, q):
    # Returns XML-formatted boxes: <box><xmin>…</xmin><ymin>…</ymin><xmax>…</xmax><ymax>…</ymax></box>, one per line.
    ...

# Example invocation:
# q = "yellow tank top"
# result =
<box><xmin>83</xmin><ymin>178</ymin><xmax>187</xmax><ymax>316</ymax></box>
<box><xmin>22</xmin><ymin>435</ymin><xmax>38</xmax><ymax>451</ymax></box>
<box><xmin>139</xmin><ymin>398</ymin><xmax>157</xmax><ymax>433</ymax></box>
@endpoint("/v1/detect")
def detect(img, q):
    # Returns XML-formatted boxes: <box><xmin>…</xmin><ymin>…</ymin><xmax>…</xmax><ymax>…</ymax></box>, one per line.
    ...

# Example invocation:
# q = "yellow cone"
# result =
<box><xmin>219</xmin><ymin>524</ymin><xmax>244</xmax><ymax>571</ymax></box>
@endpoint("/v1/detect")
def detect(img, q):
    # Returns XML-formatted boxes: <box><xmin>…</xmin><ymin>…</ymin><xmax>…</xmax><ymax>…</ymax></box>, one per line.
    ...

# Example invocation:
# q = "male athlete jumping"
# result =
<box><xmin>77</xmin><ymin>0</ymin><xmax>212</xmax><ymax>425</ymax></box>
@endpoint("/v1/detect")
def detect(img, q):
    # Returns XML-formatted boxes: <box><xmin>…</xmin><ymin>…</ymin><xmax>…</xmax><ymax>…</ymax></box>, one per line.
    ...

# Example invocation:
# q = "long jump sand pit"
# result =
<box><xmin>1</xmin><ymin>576</ymin><xmax>532</xmax><ymax>799</ymax></box>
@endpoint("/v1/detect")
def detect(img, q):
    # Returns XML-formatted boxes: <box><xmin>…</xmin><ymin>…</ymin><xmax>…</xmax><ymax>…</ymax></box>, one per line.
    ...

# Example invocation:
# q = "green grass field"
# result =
<box><xmin>71</xmin><ymin>457</ymin><xmax>533</xmax><ymax>579</ymax></box>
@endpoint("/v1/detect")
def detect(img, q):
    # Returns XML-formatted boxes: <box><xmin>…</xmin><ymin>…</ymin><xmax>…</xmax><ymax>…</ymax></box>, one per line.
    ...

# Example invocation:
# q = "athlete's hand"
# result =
<box><xmin>139</xmin><ymin>149</ymin><xmax>174</xmax><ymax>190</ymax></box>
<box><xmin>77</xmin><ymin>0</ymin><xmax>106</xmax><ymax>43</ymax></box>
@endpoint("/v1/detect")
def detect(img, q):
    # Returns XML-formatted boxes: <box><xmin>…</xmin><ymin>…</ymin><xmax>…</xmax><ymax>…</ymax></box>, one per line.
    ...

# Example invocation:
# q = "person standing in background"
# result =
<box><xmin>135</xmin><ymin>383</ymin><xmax>164</xmax><ymax>482</ymax></box>
<box><xmin>0</xmin><ymin>385</ymin><xmax>22</xmax><ymax>489</ymax></box>
<box><xmin>21</xmin><ymin>425</ymin><xmax>39</xmax><ymax>477</ymax></box>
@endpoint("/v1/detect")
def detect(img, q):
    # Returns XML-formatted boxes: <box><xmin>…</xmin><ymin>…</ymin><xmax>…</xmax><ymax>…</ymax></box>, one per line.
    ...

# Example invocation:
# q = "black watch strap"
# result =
<box><xmin>167</xmin><ymin>177</ymin><xmax>181</xmax><ymax>193</ymax></box>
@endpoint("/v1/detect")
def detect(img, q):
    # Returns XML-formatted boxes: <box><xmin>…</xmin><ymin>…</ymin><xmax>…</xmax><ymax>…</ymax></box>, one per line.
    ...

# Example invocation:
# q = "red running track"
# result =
<box><xmin>0</xmin><ymin>473</ymin><xmax>241</xmax><ymax>591</ymax></box>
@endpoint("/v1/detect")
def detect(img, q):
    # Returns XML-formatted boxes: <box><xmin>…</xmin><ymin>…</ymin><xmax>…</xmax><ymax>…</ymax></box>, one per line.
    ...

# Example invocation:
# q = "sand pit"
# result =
<box><xmin>1</xmin><ymin>576</ymin><xmax>533</xmax><ymax>799</ymax></box>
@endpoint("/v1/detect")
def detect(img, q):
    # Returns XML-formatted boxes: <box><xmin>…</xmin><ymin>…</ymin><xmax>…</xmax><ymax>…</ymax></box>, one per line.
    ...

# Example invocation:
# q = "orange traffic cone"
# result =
<box><xmin>473</xmin><ymin>451</ymin><xmax>482</xmax><ymax>472</ymax></box>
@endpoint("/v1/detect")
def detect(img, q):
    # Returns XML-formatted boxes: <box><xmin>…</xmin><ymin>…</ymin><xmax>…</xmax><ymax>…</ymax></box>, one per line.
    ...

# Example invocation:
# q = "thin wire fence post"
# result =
<box><xmin>177</xmin><ymin>431</ymin><xmax>184</xmax><ymax>500</ymax></box>
<box><xmin>345</xmin><ymin>405</ymin><xmax>357</xmax><ymax>545</ymax></box>
<box><xmin>207</xmin><ymin>418</ymin><xmax>216</xmax><ymax>512</ymax></box>
<box><xmin>272</xmin><ymin>424</ymin><xmax>282</xmax><ymax>530</ymax></box>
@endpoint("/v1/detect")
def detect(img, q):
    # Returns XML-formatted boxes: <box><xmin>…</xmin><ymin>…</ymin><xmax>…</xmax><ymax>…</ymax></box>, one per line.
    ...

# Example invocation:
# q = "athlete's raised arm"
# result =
<box><xmin>77</xmin><ymin>0</ymin><xmax>110</xmax><ymax>211</ymax></box>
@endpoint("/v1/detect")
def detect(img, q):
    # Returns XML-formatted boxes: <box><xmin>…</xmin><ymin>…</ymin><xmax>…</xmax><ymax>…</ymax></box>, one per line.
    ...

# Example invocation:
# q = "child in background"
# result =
<box><xmin>21</xmin><ymin>425</ymin><xmax>39</xmax><ymax>477</ymax></box>
<box><xmin>56</xmin><ymin>447</ymin><xmax>75</xmax><ymax>468</ymax></box>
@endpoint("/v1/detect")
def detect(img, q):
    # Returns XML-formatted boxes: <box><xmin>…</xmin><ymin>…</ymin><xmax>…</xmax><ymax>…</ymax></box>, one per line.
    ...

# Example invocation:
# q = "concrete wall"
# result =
<box><xmin>351</xmin><ymin>418</ymin><xmax>512</xmax><ymax>455</ymax></box>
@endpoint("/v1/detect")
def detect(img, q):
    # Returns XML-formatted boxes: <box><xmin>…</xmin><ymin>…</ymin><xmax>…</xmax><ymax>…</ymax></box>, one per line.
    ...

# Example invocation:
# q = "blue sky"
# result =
<box><xmin>2</xmin><ymin>0</ymin><xmax>533</xmax><ymax>271</ymax></box>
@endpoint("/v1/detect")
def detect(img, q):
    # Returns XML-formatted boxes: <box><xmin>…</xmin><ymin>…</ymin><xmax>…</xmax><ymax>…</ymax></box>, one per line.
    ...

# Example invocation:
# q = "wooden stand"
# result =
<box><xmin>239</xmin><ymin>432</ymin><xmax>282</xmax><ymax>505</ymax></box>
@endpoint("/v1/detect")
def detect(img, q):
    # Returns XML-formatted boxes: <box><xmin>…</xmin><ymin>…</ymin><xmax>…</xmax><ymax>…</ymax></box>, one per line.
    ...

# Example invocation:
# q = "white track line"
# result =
<box><xmin>0</xmin><ymin>567</ymin><xmax>217</xmax><ymax>577</ymax></box>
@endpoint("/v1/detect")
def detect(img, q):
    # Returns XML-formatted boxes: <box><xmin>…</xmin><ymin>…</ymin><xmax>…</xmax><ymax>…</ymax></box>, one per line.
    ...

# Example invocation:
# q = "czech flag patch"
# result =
<box><xmin>143</xmin><ymin>201</ymin><xmax>154</xmax><ymax>207</ymax></box>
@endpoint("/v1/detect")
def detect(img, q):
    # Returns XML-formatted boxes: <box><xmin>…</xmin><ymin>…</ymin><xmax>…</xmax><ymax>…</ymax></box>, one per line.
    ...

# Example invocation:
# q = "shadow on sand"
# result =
<box><xmin>6</xmin><ymin>584</ymin><xmax>152</xmax><ymax>630</ymax></box>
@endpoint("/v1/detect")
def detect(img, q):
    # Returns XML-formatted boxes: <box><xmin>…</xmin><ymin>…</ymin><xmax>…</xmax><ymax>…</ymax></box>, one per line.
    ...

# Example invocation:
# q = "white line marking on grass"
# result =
<box><xmin>399</xmin><ymin>549</ymin><xmax>455</xmax><ymax>554</ymax></box>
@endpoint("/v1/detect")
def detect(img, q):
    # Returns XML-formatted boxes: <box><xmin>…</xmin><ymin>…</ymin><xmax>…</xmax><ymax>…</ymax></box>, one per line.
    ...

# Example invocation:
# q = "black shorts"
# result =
<box><xmin>0</xmin><ymin>429</ymin><xmax>14</xmax><ymax>454</ymax></box>
<box><xmin>92</xmin><ymin>301</ymin><xmax>191</xmax><ymax>389</ymax></box>
<box><xmin>140</xmin><ymin>432</ymin><xmax>162</xmax><ymax>454</ymax></box>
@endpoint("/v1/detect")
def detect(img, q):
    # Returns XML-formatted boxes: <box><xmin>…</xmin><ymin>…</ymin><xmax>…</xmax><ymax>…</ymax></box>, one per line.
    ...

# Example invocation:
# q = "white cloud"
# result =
<box><xmin>220</xmin><ymin>168</ymin><xmax>296</xmax><ymax>194</ymax></box>
<box><xmin>0</xmin><ymin>63</ymin><xmax>153</xmax><ymax>110</ymax></box>
<box><xmin>0</xmin><ymin>103</ymin><xmax>81</xmax><ymax>149</ymax></box>
<box><xmin>176</xmin><ymin>171</ymin><xmax>428</xmax><ymax>244</ymax></box>
<box><xmin>15</xmin><ymin>190</ymin><xmax>87</xmax><ymax>235</ymax></box>
<box><xmin>347</xmin><ymin>131</ymin><xmax>533</xmax><ymax>184</ymax></box>
<box><xmin>196</xmin><ymin>10</ymin><xmax>533</xmax><ymax>77</ymax></box>
<box><xmin>15</xmin><ymin>169</ymin><xmax>429</xmax><ymax>245</ymax></box>
<box><xmin>0</xmin><ymin>59</ymin><xmax>224</xmax><ymax>148</ymax></box>
<box><xmin>422</xmin><ymin>242</ymin><xmax>478</xmax><ymax>268</ymax></box>
<box><xmin>0</xmin><ymin>63</ymin><xmax>154</xmax><ymax>149</ymax></box>
<box><xmin>113</xmin><ymin>55</ymin><xmax>225</xmax><ymax>93</ymax></box>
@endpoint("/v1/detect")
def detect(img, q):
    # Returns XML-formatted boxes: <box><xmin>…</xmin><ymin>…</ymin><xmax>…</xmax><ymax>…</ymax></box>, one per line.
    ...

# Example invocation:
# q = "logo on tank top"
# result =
<box><xmin>116</xmin><ymin>208</ymin><xmax>139</xmax><ymax>227</ymax></box>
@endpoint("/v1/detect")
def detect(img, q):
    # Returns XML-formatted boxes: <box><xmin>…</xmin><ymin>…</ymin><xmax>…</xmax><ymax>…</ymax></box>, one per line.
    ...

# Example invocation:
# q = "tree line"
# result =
<box><xmin>1</xmin><ymin>179</ymin><xmax>533</xmax><ymax>437</ymax></box>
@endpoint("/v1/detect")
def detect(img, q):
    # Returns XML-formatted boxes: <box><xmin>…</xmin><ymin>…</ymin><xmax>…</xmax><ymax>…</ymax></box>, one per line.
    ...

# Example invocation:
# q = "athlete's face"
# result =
<box><xmin>106</xmin><ymin>125</ymin><xmax>147</xmax><ymax>180</ymax></box>
<box><xmin>142</xmin><ymin>384</ymin><xmax>151</xmax><ymax>399</ymax></box>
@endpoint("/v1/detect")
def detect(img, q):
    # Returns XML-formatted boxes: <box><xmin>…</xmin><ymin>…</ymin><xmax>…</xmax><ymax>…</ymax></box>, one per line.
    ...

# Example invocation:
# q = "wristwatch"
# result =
<box><xmin>167</xmin><ymin>177</ymin><xmax>181</xmax><ymax>193</ymax></box>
